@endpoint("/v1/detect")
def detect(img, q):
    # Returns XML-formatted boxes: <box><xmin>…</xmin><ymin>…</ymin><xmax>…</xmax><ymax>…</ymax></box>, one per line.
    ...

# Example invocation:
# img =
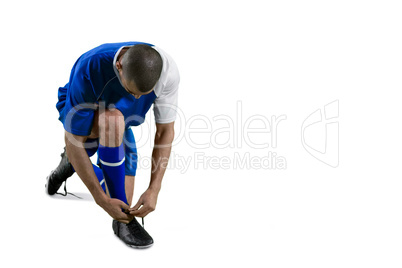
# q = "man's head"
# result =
<box><xmin>116</xmin><ymin>44</ymin><xmax>163</xmax><ymax>99</ymax></box>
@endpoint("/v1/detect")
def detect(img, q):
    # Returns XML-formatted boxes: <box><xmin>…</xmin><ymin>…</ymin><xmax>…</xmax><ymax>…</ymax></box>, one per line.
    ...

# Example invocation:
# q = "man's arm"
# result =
<box><xmin>64</xmin><ymin>131</ymin><xmax>132</xmax><ymax>223</ymax></box>
<box><xmin>130</xmin><ymin>122</ymin><xmax>175</xmax><ymax>217</ymax></box>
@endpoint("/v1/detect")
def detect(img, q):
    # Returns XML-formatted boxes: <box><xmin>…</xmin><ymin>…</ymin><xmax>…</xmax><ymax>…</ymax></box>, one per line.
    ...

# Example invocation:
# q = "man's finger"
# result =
<box><xmin>129</xmin><ymin>206</ymin><xmax>145</xmax><ymax>216</ymax></box>
<box><xmin>117</xmin><ymin>210</ymin><xmax>132</xmax><ymax>224</ymax></box>
<box><xmin>117</xmin><ymin>218</ymin><xmax>130</xmax><ymax>224</ymax></box>
<box><xmin>129</xmin><ymin>208</ymin><xmax>142</xmax><ymax>215</ymax></box>
<box><xmin>130</xmin><ymin>198</ymin><xmax>143</xmax><ymax>211</ymax></box>
<box><xmin>118</xmin><ymin>201</ymin><xmax>130</xmax><ymax>211</ymax></box>
<box><xmin>130</xmin><ymin>206</ymin><xmax>151</xmax><ymax>218</ymax></box>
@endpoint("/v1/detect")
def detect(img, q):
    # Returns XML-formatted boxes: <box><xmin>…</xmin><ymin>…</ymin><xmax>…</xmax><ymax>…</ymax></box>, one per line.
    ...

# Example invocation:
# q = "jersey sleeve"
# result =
<box><xmin>63</xmin><ymin>61</ymin><xmax>97</xmax><ymax>136</ymax></box>
<box><xmin>153</xmin><ymin>62</ymin><xmax>180</xmax><ymax>124</ymax></box>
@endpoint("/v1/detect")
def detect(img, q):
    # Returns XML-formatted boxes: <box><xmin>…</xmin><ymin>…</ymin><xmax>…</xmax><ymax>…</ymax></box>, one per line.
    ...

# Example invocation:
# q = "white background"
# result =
<box><xmin>1</xmin><ymin>0</ymin><xmax>401</xmax><ymax>267</ymax></box>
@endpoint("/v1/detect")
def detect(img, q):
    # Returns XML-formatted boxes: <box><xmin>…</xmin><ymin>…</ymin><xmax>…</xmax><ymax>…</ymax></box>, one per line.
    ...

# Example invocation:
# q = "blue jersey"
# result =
<box><xmin>57</xmin><ymin>42</ymin><xmax>158</xmax><ymax>136</ymax></box>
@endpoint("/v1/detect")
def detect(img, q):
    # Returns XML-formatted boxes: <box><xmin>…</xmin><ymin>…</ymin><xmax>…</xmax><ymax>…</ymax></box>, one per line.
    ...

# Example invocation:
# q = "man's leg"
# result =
<box><xmin>125</xmin><ymin>175</ymin><xmax>135</xmax><ymax>207</ymax></box>
<box><xmin>96</xmin><ymin>108</ymin><xmax>153</xmax><ymax>248</ymax></box>
<box><xmin>123</xmin><ymin>127</ymin><xmax>139</xmax><ymax>207</ymax></box>
<box><xmin>96</xmin><ymin>113</ymin><xmax>137</xmax><ymax>206</ymax></box>
<box><xmin>97</xmin><ymin>108</ymin><xmax>128</xmax><ymax>204</ymax></box>
<box><xmin>48</xmin><ymin>108</ymin><xmax>136</xmax><ymax>203</ymax></box>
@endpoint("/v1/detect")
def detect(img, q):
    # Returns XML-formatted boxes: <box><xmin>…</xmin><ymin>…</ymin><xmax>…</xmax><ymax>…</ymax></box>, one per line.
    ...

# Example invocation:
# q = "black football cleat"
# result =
<box><xmin>46</xmin><ymin>147</ymin><xmax>75</xmax><ymax>195</ymax></box>
<box><xmin>113</xmin><ymin>218</ymin><xmax>154</xmax><ymax>249</ymax></box>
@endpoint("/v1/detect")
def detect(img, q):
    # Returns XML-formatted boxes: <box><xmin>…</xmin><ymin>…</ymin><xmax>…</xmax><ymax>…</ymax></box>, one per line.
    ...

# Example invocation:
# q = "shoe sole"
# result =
<box><xmin>127</xmin><ymin>243</ymin><xmax>153</xmax><ymax>249</ymax></box>
<box><xmin>113</xmin><ymin>231</ymin><xmax>154</xmax><ymax>249</ymax></box>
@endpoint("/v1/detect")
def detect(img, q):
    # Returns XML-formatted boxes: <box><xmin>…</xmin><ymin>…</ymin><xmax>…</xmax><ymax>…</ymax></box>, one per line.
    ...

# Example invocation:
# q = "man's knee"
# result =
<box><xmin>98</xmin><ymin>108</ymin><xmax>124</xmax><ymax>127</ymax></box>
<box><xmin>98</xmin><ymin>109</ymin><xmax>125</xmax><ymax>146</ymax></box>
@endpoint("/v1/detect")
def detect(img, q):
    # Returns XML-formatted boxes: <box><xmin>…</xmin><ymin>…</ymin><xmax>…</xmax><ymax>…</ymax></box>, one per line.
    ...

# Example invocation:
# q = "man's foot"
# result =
<box><xmin>112</xmin><ymin>218</ymin><xmax>154</xmax><ymax>249</ymax></box>
<box><xmin>45</xmin><ymin>147</ymin><xmax>75</xmax><ymax>195</ymax></box>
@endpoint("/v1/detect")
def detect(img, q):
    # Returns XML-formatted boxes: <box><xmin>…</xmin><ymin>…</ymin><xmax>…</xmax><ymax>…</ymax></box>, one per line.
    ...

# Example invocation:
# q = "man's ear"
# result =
<box><xmin>116</xmin><ymin>60</ymin><xmax>122</xmax><ymax>71</ymax></box>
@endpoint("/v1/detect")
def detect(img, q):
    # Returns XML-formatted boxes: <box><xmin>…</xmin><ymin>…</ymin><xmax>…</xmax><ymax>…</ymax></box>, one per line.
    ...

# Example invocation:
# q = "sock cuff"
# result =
<box><xmin>98</xmin><ymin>143</ymin><xmax>125</xmax><ymax>164</ymax></box>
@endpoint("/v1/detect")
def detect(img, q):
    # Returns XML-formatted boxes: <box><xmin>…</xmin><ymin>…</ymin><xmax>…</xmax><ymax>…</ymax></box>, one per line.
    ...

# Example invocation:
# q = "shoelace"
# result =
<box><xmin>56</xmin><ymin>181</ymin><xmax>82</xmax><ymax>199</ymax></box>
<box><xmin>124</xmin><ymin>209</ymin><xmax>145</xmax><ymax>228</ymax></box>
<box><xmin>128</xmin><ymin>218</ymin><xmax>147</xmax><ymax>237</ymax></box>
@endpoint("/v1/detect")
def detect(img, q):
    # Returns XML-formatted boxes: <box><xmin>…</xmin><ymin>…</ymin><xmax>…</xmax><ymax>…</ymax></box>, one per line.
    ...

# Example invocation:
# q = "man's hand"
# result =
<box><xmin>129</xmin><ymin>189</ymin><xmax>159</xmax><ymax>218</ymax></box>
<box><xmin>99</xmin><ymin>197</ymin><xmax>133</xmax><ymax>224</ymax></box>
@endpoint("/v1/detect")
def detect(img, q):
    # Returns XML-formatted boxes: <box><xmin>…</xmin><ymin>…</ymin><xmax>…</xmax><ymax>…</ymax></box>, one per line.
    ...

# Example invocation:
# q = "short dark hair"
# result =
<box><xmin>121</xmin><ymin>44</ymin><xmax>163</xmax><ymax>93</ymax></box>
